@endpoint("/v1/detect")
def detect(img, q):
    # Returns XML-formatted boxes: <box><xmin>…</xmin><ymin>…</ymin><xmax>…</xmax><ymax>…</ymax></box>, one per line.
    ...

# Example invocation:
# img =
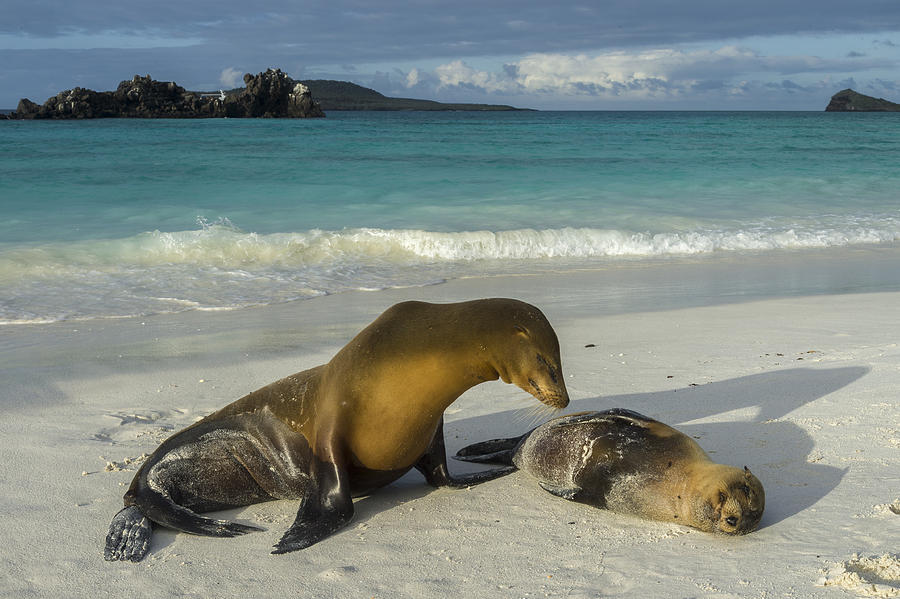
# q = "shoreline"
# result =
<box><xmin>3</xmin><ymin>242</ymin><xmax>900</xmax><ymax>327</ymax></box>
<box><xmin>2</xmin><ymin>264</ymin><xmax>899</xmax><ymax>597</ymax></box>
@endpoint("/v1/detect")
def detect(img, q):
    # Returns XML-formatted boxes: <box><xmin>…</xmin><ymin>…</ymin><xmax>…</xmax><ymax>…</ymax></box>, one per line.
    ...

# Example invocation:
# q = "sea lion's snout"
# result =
<box><xmin>716</xmin><ymin>509</ymin><xmax>762</xmax><ymax>535</ymax></box>
<box><xmin>714</xmin><ymin>469</ymin><xmax>765</xmax><ymax>535</ymax></box>
<box><xmin>716</xmin><ymin>502</ymin><xmax>752</xmax><ymax>535</ymax></box>
<box><xmin>503</xmin><ymin>308</ymin><xmax>569</xmax><ymax>409</ymax></box>
<box><xmin>528</xmin><ymin>377</ymin><xmax>569</xmax><ymax>408</ymax></box>
<box><xmin>527</xmin><ymin>354</ymin><xmax>569</xmax><ymax>409</ymax></box>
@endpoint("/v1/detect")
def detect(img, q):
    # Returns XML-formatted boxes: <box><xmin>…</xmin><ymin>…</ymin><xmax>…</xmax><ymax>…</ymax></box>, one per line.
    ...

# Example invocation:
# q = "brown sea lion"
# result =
<box><xmin>455</xmin><ymin>409</ymin><xmax>764</xmax><ymax>534</ymax></box>
<box><xmin>104</xmin><ymin>298</ymin><xmax>569</xmax><ymax>561</ymax></box>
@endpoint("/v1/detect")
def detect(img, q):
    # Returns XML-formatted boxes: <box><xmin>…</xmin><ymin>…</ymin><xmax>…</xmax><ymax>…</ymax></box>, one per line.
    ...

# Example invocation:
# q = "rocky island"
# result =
<box><xmin>825</xmin><ymin>89</ymin><xmax>900</xmax><ymax>112</ymax></box>
<box><xmin>7</xmin><ymin>69</ymin><xmax>324</xmax><ymax>119</ymax></box>
<box><xmin>4</xmin><ymin>68</ymin><xmax>527</xmax><ymax>119</ymax></box>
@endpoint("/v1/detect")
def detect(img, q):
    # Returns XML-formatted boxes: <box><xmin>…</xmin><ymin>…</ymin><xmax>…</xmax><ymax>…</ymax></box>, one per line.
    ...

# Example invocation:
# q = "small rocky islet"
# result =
<box><xmin>7</xmin><ymin>68</ymin><xmax>324</xmax><ymax>120</ymax></box>
<box><xmin>825</xmin><ymin>88</ymin><xmax>900</xmax><ymax>112</ymax></box>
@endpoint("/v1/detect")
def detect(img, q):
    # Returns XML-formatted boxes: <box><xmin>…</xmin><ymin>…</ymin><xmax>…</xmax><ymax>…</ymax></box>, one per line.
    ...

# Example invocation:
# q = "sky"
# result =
<box><xmin>1</xmin><ymin>1</ymin><xmax>899</xmax><ymax>110</ymax></box>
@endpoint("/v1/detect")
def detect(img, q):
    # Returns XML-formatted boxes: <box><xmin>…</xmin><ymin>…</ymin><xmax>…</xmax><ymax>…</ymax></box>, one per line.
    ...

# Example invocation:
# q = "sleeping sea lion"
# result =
<box><xmin>104</xmin><ymin>298</ymin><xmax>569</xmax><ymax>561</ymax></box>
<box><xmin>455</xmin><ymin>409</ymin><xmax>764</xmax><ymax>534</ymax></box>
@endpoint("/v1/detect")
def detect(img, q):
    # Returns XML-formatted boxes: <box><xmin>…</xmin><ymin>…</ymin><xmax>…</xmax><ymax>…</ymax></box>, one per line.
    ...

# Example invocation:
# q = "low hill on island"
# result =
<box><xmin>298</xmin><ymin>80</ymin><xmax>524</xmax><ymax>111</ymax></box>
<box><xmin>826</xmin><ymin>89</ymin><xmax>900</xmax><ymax>111</ymax></box>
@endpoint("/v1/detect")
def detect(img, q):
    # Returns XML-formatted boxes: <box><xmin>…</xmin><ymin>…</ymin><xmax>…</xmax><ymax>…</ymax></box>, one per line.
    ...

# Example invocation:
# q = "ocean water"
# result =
<box><xmin>2</xmin><ymin>110</ymin><xmax>899</xmax><ymax>324</ymax></box>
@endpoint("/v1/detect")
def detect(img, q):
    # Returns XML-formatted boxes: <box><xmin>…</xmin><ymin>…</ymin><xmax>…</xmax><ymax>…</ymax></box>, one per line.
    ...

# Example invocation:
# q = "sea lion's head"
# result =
<box><xmin>487</xmin><ymin>300</ymin><xmax>569</xmax><ymax>410</ymax></box>
<box><xmin>699</xmin><ymin>466</ymin><xmax>765</xmax><ymax>535</ymax></box>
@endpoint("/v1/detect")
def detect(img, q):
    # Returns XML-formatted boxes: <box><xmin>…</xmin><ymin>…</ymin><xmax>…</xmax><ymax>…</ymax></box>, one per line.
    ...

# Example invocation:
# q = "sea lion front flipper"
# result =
<box><xmin>104</xmin><ymin>506</ymin><xmax>152</xmax><ymax>562</ymax></box>
<box><xmin>272</xmin><ymin>456</ymin><xmax>354</xmax><ymax>554</ymax></box>
<box><xmin>415</xmin><ymin>417</ymin><xmax>517</xmax><ymax>488</ymax></box>
<box><xmin>538</xmin><ymin>481</ymin><xmax>581</xmax><ymax>500</ymax></box>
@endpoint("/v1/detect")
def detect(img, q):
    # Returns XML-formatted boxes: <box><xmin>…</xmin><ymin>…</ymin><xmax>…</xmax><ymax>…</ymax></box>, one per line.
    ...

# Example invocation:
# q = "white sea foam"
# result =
<box><xmin>2</xmin><ymin>219</ymin><xmax>900</xmax><ymax>324</ymax></box>
<box><xmin>4</xmin><ymin>221</ymin><xmax>900</xmax><ymax>274</ymax></box>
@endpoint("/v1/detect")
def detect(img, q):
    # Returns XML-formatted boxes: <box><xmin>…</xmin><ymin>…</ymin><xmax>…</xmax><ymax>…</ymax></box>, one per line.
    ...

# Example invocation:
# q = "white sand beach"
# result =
<box><xmin>2</xmin><ymin>253</ymin><xmax>899</xmax><ymax>598</ymax></box>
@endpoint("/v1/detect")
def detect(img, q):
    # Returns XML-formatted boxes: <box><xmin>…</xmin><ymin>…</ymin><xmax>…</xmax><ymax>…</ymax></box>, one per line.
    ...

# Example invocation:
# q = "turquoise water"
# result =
<box><xmin>2</xmin><ymin>111</ymin><xmax>900</xmax><ymax>323</ymax></box>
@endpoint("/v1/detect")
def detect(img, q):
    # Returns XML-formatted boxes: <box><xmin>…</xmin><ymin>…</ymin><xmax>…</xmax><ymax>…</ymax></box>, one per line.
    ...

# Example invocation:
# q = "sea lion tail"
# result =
<box><xmin>453</xmin><ymin>434</ymin><xmax>528</xmax><ymax>465</ymax></box>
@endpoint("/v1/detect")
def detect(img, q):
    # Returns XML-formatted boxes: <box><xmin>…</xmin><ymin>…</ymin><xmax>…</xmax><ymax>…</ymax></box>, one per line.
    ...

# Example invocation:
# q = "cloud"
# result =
<box><xmin>219</xmin><ymin>67</ymin><xmax>242</xmax><ymax>88</ymax></box>
<box><xmin>871</xmin><ymin>78</ymin><xmax>898</xmax><ymax>91</ymax></box>
<box><xmin>433</xmin><ymin>51</ymin><xmax>702</xmax><ymax>98</ymax></box>
<box><xmin>5</xmin><ymin>1</ymin><xmax>900</xmax><ymax>64</ymax></box>
<box><xmin>765</xmin><ymin>79</ymin><xmax>810</xmax><ymax>93</ymax></box>
<box><xmin>436</xmin><ymin>60</ymin><xmax>522</xmax><ymax>93</ymax></box>
<box><xmin>405</xmin><ymin>68</ymin><xmax>420</xmax><ymax>88</ymax></box>
<box><xmin>431</xmin><ymin>47</ymin><xmax>899</xmax><ymax>101</ymax></box>
<box><xmin>3</xmin><ymin>1</ymin><xmax>900</xmax><ymax>108</ymax></box>
<box><xmin>0</xmin><ymin>31</ymin><xmax>202</xmax><ymax>50</ymax></box>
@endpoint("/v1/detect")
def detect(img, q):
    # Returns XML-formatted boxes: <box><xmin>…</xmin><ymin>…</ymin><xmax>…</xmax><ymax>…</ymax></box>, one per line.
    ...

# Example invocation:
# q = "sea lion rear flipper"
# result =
<box><xmin>416</xmin><ymin>417</ymin><xmax>518</xmax><ymax>487</ymax></box>
<box><xmin>104</xmin><ymin>506</ymin><xmax>152</xmax><ymax>562</ymax></box>
<box><xmin>453</xmin><ymin>434</ymin><xmax>529</xmax><ymax>465</ymax></box>
<box><xmin>272</xmin><ymin>455</ymin><xmax>354</xmax><ymax>554</ymax></box>
<box><xmin>125</xmin><ymin>431</ymin><xmax>268</xmax><ymax>541</ymax></box>
<box><xmin>538</xmin><ymin>481</ymin><xmax>581</xmax><ymax>500</ymax></box>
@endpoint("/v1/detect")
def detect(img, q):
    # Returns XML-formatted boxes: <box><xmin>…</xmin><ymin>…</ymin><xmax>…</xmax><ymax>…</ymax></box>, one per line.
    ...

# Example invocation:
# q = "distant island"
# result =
<box><xmin>6</xmin><ymin>69</ymin><xmax>323</xmax><ymax>120</ymax></box>
<box><xmin>3</xmin><ymin>68</ymin><xmax>525</xmax><ymax>119</ymax></box>
<box><xmin>826</xmin><ymin>89</ymin><xmax>900</xmax><ymax>112</ymax></box>
<box><xmin>299</xmin><ymin>80</ymin><xmax>525</xmax><ymax>111</ymax></box>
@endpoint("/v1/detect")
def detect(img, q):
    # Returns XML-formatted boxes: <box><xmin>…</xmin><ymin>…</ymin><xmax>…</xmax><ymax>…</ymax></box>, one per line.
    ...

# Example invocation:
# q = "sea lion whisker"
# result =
<box><xmin>516</xmin><ymin>402</ymin><xmax>558</xmax><ymax>428</ymax></box>
<box><xmin>512</xmin><ymin>404</ymin><xmax>544</xmax><ymax>428</ymax></box>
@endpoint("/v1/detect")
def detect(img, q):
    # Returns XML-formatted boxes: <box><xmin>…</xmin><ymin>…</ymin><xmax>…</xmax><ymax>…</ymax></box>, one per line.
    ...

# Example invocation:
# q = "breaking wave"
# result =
<box><xmin>5</xmin><ymin>220</ymin><xmax>900</xmax><ymax>272</ymax></box>
<box><xmin>2</xmin><ymin>217</ymin><xmax>899</xmax><ymax>323</ymax></box>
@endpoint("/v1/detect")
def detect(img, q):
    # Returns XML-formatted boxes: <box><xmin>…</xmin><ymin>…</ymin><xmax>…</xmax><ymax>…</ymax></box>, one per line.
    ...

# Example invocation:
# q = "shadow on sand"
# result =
<box><xmin>150</xmin><ymin>366</ymin><xmax>865</xmax><ymax>554</ymax></box>
<box><xmin>435</xmin><ymin>366</ymin><xmax>866</xmax><ymax>531</ymax></box>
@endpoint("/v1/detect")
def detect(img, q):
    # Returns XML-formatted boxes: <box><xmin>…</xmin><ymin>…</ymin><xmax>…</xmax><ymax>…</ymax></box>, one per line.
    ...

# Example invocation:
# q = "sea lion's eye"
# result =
<box><xmin>741</xmin><ymin>484</ymin><xmax>751</xmax><ymax>496</ymax></box>
<box><xmin>514</xmin><ymin>325</ymin><xmax>529</xmax><ymax>336</ymax></box>
<box><xmin>719</xmin><ymin>492</ymin><xmax>727</xmax><ymax>505</ymax></box>
<box><xmin>534</xmin><ymin>353</ymin><xmax>559</xmax><ymax>384</ymax></box>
